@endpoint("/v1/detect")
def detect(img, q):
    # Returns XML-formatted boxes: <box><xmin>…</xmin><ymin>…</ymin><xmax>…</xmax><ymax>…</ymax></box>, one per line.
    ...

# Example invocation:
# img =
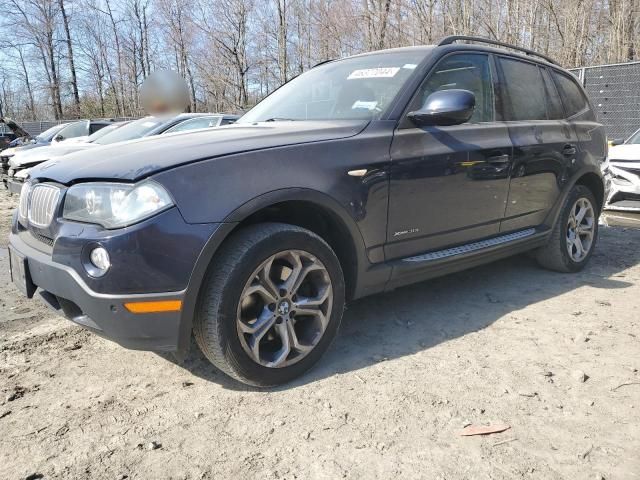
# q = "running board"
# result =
<box><xmin>402</xmin><ymin>228</ymin><xmax>537</xmax><ymax>263</ymax></box>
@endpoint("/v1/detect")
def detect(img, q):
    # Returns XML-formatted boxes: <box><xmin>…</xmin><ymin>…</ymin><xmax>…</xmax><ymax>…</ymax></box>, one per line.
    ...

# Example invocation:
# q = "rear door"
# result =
<box><xmin>386</xmin><ymin>52</ymin><xmax>513</xmax><ymax>259</ymax></box>
<box><xmin>496</xmin><ymin>56</ymin><xmax>577</xmax><ymax>232</ymax></box>
<box><xmin>551</xmin><ymin>69</ymin><xmax>607</xmax><ymax>168</ymax></box>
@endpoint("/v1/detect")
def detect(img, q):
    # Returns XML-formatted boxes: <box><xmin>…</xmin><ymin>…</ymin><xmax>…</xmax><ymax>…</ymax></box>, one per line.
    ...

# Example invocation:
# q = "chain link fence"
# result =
<box><xmin>570</xmin><ymin>61</ymin><xmax>640</xmax><ymax>141</ymax></box>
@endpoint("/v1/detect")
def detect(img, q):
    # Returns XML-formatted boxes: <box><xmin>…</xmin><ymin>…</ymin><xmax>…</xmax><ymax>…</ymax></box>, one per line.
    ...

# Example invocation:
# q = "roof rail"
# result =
<box><xmin>438</xmin><ymin>35</ymin><xmax>558</xmax><ymax>65</ymax></box>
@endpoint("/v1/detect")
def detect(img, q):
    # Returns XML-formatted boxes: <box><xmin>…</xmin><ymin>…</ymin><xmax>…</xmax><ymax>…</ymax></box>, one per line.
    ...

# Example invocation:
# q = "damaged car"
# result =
<box><xmin>8</xmin><ymin>37</ymin><xmax>605</xmax><ymax>386</ymax></box>
<box><xmin>2</xmin><ymin>123</ymin><xmax>71</xmax><ymax>189</ymax></box>
<box><xmin>604</xmin><ymin>127</ymin><xmax>640</xmax><ymax>212</ymax></box>
<box><xmin>5</xmin><ymin>122</ymin><xmax>128</xmax><ymax>194</ymax></box>
<box><xmin>0</xmin><ymin>118</ymin><xmax>32</xmax><ymax>151</ymax></box>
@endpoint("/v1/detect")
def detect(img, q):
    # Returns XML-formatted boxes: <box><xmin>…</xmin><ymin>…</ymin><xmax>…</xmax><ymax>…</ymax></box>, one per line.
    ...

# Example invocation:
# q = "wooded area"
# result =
<box><xmin>0</xmin><ymin>0</ymin><xmax>638</xmax><ymax>120</ymax></box>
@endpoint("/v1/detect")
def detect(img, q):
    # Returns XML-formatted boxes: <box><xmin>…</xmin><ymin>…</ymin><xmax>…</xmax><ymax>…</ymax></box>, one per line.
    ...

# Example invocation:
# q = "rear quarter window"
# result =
<box><xmin>540</xmin><ymin>68</ymin><xmax>565</xmax><ymax>120</ymax></box>
<box><xmin>552</xmin><ymin>71</ymin><xmax>589</xmax><ymax>117</ymax></box>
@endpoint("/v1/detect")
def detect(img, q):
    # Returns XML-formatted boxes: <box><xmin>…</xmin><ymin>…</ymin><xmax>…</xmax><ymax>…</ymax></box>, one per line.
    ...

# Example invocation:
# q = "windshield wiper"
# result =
<box><xmin>264</xmin><ymin>117</ymin><xmax>296</xmax><ymax>122</ymax></box>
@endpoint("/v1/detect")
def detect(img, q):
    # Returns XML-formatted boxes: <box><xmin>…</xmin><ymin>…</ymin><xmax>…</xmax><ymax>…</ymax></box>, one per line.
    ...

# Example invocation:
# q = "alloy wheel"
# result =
<box><xmin>566</xmin><ymin>197</ymin><xmax>595</xmax><ymax>262</ymax></box>
<box><xmin>236</xmin><ymin>250</ymin><xmax>333</xmax><ymax>368</ymax></box>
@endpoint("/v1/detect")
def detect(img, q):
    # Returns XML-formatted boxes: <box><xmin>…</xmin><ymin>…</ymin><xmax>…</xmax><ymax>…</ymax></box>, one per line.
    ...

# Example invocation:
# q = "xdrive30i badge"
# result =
<box><xmin>394</xmin><ymin>228</ymin><xmax>420</xmax><ymax>237</ymax></box>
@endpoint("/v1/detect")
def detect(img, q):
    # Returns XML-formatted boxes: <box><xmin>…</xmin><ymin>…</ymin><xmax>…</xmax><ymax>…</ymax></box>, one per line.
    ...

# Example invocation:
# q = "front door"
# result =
<box><xmin>386</xmin><ymin>52</ymin><xmax>512</xmax><ymax>260</ymax></box>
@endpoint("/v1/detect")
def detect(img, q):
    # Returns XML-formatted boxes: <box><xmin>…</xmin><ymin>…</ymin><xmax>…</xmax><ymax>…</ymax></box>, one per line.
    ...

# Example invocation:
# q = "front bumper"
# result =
<box><xmin>7</xmin><ymin>177</ymin><xmax>23</xmax><ymax>194</ymax></box>
<box><xmin>604</xmin><ymin>161</ymin><xmax>640</xmax><ymax>212</ymax></box>
<box><xmin>9</xmin><ymin>230</ymin><xmax>185</xmax><ymax>351</ymax></box>
<box><xmin>8</xmin><ymin>206</ymin><xmax>222</xmax><ymax>352</ymax></box>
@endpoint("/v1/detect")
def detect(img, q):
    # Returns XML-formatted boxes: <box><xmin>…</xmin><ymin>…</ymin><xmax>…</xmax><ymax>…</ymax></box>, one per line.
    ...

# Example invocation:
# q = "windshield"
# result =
<box><xmin>238</xmin><ymin>50</ymin><xmax>429</xmax><ymax>123</ymax></box>
<box><xmin>93</xmin><ymin>117</ymin><xmax>164</xmax><ymax>145</ymax></box>
<box><xmin>626</xmin><ymin>128</ymin><xmax>640</xmax><ymax>145</ymax></box>
<box><xmin>35</xmin><ymin>124</ymin><xmax>68</xmax><ymax>143</ymax></box>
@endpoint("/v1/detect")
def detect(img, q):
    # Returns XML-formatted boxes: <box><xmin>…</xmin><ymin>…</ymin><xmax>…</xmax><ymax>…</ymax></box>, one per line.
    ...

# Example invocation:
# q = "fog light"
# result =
<box><xmin>90</xmin><ymin>247</ymin><xmax>111</xmax><ymax>274</ymax></box>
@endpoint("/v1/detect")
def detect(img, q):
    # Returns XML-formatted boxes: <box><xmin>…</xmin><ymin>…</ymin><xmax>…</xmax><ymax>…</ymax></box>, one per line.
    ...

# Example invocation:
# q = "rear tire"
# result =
<box><xmin>194</xmin><ymin>222</ymin><xmax>345</xmax><ymax>387</ymax></box>
<box><xmin>536</xmin><ymin>185</ymin><xmax>599</xmax><ymax>273</ymax></box>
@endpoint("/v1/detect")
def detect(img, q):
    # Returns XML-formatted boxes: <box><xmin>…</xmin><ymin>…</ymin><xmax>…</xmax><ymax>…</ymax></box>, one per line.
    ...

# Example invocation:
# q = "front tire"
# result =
<box><xmin>194</xmin><ymin>223</ymin><xmax>345</xmax><ymax>387</ymax></box>
<box><xmin>536</xmin><ymin>185</ymin><xmax>599</xmax><ymax>272</ymax></box>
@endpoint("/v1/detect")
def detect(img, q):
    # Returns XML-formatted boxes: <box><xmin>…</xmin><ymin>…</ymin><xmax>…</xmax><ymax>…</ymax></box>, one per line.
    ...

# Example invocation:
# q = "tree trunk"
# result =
<box><xmin>276</xmin><ymin>0</ymin><xmax>288</xmax><ymax>83</ymax></box>
<box><xmin>58</xmin><ymin>0</ymin><xmax>81</xmax><ymax>116</ymax></box>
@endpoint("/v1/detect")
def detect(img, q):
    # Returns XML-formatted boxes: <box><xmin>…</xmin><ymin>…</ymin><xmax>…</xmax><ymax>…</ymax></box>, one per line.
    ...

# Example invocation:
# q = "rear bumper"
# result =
<box><xmin>9</xmin><ymin>230</ymin><xmax>185</xmax><ymax>351</ymax></box>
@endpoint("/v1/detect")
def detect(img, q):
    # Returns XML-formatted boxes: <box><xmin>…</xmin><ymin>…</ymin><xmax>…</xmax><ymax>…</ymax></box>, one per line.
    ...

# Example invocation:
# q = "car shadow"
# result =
<box><xmin>164</xmin><ymin>224</ymin><xmax>640</xmax><ymax>391</ymax></box>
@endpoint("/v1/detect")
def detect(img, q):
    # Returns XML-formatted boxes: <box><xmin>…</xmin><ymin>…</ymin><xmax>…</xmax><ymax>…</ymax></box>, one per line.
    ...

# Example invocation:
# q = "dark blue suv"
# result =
<box><xmin>8</xmin><ymin>37</ymin><xmax>606</xmax><ymax>386</ymax></box>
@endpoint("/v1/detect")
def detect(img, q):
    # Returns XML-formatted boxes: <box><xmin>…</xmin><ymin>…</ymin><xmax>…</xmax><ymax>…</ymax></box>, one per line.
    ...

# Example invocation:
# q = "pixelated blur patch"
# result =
<box><xmin>139</xmin><ymin>70</ymin><xmax>190</xmax><ymax>114</ymax></box>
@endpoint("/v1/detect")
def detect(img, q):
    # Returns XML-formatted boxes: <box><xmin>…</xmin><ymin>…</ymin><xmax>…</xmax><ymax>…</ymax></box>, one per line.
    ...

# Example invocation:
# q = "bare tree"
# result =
<box><xmin>0</xmin><ymin>0</ymin><xmax>639</xmax><ymax>119</ymax></box>
<box><xmin>58</xmin><ymin>0</ymin><xmax>80</xmax><ymax>116</ymax></box>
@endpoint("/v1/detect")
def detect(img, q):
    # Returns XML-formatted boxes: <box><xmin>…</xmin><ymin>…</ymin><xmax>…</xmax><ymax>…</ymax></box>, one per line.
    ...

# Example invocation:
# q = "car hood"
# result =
<box><xmin>30</xmin><ymin>120</ymin><xmax>368</xmax><ymax>184</ymax></box>
<box><xmin>1</xmin><ymin>146</ymin><xmax>18</xmax><ymax>158</ymax></box>
<box><xmin>1</xmin><ymin>144</ymin><xmax>39</xmax><ymax>158</ymax></box>
<box><xmin>608</xmin><ymin>144</ymin><xmax>640</xmax><ymax>161</ymax></box>
<box><xmin>9</xmin><ymin>142</ymin><xmax>94</xmax><ymax>167</ymax></box>
<box><xmin>6</xmin><ymin>142</ymin><xmax>49</xmax><ymax>157</ymax></box>
<box><xmin>0</xmin><ymin>118</ymin><xmax>31</xmax><ymax>139</ymax></box>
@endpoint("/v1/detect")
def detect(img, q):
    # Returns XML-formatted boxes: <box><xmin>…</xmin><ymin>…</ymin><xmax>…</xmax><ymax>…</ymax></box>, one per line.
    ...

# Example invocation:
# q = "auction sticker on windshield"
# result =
<box><xmin>351</xmin><ymin>100</ymin><xmax>378</xmax><ymax>110</ymax></box>
<box><xmin>348</xmin><ymin>67</ymin><xmax>400</xmax><ymax>79</ymax></box>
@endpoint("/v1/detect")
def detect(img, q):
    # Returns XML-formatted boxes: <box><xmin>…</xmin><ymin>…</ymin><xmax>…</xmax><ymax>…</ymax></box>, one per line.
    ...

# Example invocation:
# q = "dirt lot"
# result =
<box><xmin>1</xmin><ymin>187</ymin><xmax>639</xmax><ymax>480</ymax></box>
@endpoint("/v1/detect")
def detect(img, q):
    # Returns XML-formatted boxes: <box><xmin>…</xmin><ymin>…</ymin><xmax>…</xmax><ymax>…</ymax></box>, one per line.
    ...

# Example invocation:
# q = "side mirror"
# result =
<box><xmin>54</xmin><ymin>134</ymin><xmax>64</xmax><ymax>142</ymax></box>
<box><xmin>609</xmin><ymin>138</ymin><xmax>624</xmax><ymax>147</ymax></box>
<box><xmin>408</xmin><ymin>89</ymin><xmax>475</xmax><ymax>127</ymax></box>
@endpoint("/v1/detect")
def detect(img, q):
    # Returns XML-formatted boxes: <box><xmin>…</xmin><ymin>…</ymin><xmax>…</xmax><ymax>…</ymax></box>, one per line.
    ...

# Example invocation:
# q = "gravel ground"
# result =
<box><xmin>1</xmin><ymin>187</ymin><xmax>639</xmax><ymax>480</ymax></box>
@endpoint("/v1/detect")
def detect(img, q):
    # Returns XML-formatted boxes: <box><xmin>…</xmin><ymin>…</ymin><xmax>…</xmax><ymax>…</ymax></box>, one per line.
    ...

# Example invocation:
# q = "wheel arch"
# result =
<box><xmin>575</xmin><ymin>171</ymin><xmax>605</xmax><ymax>213</ymax></box>
<box><xmin>544</xmin><ymin>166</ymin><xmax>605</xmax><ymax>231</ymax></box>
<box><xmin>176</xmin><ymin>188</ymin><xmax>368</xmax><ymax>355</ymax></box>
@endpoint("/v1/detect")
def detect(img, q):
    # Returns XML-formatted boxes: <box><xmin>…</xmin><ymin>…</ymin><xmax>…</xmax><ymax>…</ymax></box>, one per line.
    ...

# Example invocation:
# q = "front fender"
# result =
<box><xmin>174</xmin><ymin>187</ymin><xmax>380</xmax><ymax>356</ymax></box>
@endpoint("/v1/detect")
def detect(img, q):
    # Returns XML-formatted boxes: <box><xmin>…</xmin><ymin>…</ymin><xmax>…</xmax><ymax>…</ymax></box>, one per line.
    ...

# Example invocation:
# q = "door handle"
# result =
<box><xmin>487</xmin><ymin>154</ymin><xmax>510</xmax><ymax>164</ymax></box>
<box><xmin>563</xmin><ymin>144</ymin><xmax>577</xmax><ymax>156</ymax></box>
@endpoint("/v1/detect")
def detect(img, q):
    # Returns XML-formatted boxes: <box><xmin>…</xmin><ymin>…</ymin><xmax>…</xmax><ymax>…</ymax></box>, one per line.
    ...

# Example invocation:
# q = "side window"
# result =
<box><xmin>497</xmin><ymin>57</ymin><xmax>547</xmax><ymax>121</ymax></box>
<box><xmin>411</xmin><ymin>53</ymin><xmax>494</xmax><ymax>123</ymax></box>
<box><xmin>552</xmin><ymin>70</ymin><xmax>588</xmax><ymax>117</ymax></box>
<box><xmin>57</xmin><ymin>120</ymin><xmax>89</xmax><ymax>139</ymax></box>
<box><xmin>89</xmin><ymin>123</ymin><xmax>107</xmax><ymax>134</ymax></box>
<box><xmin>540</xmin><ymin>68</ymin><xmax>565</xmax><ymax>119</ymax></box>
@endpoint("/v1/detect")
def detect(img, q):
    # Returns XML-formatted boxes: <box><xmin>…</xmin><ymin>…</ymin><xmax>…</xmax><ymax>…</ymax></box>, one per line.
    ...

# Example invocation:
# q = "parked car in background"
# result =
<box><xmin>5</xmin><ymin>122</ymin><xmax>127</xmax><ymax>193</ymax></box>
<box><xmin>0</xmin><ymin>118</ymin><xmax>32</xmax><ymax>152</ymax></box>
<box><xmin>603</xmin><ymin>127</ymin><xmax>640</xmax><ymax>211</ymax></box>
<box><xmin>52</xmin><ymin>119</ymin><xmax>115</xmax><ymax>143</ymax></box>
<box><xmin>0</xmin><ymin>129</ymin><xmax>17</xmax><ymax>150</ymax></box>
<box><xmin>8</xmin><ymin>37</ymin><xmax>605</xmax><ymax>386</ymax></box>
<box><xmin>6</xmin><ymin>113</ymin><xmax>238</xmax><ymax>193</ymax></box>
<box><xmin>1</xmin><ymin>123</ymin><xmax>69</xmax><ymax>188</ymax></box>
<box><xmin>0</xmin><ymin>125</ymin><xmax>18</xmax><ymax>151</ymax></box>
<box><xmin>3</xmin><ymin>120</ymin><xmax>113</xmax><ymax>189</ymax></box>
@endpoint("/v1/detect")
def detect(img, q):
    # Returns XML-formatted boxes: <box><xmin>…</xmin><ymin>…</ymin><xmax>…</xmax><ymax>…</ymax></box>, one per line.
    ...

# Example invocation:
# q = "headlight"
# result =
<box><xmin>18</xmin><ymin>181</ymin><xmax>32</xmax><ymax>225</ymax></box>
<box><xmin>15</xmin><ymin>168</ymin><xmax>30</xmax><ymax>179</ymax></box>
<box><xmin>62</xmin><ymin>180</ymin><xmax>173</xmax><ymax>229</ymax></box>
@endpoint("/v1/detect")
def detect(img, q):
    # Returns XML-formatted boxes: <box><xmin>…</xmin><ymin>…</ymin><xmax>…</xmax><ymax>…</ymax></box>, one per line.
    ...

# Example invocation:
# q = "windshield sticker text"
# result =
<box><xmin>347</xmin><ymin>67</ymin><xmax>400</xmax><ymax>80</ymax></box>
